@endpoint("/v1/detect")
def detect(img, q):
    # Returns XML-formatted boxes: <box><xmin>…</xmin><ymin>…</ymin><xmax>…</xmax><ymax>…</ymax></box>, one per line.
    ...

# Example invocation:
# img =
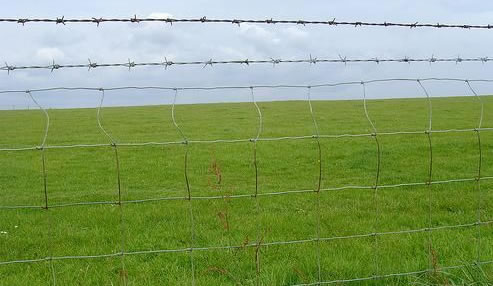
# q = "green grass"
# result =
<box><xmin>1</xmin><ymin>96</ymin><xmax>493</xmax><ymax>285</ymax></box>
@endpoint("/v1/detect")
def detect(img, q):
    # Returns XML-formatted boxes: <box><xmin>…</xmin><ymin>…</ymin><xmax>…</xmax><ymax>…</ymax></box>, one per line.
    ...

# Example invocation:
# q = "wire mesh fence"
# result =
<box><xmin>1</xmin><ymin>9</ymin><xmax>493</xmax><ymax>284</ymax></box>
<box><xmin>1</xmin><ymin>78</ymin><xmax>492</xmax><ymax>284</ymax></box>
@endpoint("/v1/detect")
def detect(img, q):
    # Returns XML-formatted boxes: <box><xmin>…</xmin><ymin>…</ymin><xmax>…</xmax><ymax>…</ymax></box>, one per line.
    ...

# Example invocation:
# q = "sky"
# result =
<box><xmin>1</xmin><ymin>0</ymin><xmax>493</xmax><ymax>109</ymax></box>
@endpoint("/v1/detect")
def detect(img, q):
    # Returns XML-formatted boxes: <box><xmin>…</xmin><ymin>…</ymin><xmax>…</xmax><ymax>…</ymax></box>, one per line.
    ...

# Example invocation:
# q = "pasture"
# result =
<box><xmin>1</xmin><ymin>94</ymin><xmax>493</xmax><ymax>285</ymax></box>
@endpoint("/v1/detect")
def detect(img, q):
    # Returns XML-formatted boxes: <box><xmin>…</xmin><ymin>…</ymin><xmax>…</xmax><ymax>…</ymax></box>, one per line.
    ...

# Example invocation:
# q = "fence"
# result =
<box><xmin>1</xmin><ymin>16</ymin><xmax>493</xmax><ymax>285</ymax></box>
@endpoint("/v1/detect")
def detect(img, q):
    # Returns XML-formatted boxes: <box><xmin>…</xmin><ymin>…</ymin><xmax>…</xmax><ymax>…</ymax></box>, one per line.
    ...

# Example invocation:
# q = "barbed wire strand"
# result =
<box><xmin>171</xmin><ymin>89</ymin><xmax>196</xmax><ymax>285</ymax></box>
<box><xmin>465</xmin><ymin>81</ymin><xmax>484</xmax><ymax>265</ymax></box>
<box><xmin>26</xmin><ymin>90</ymin><xmax>57</xmax><ymax>285</ymax></box>
<box><xmin>1</xmin><ymin>16</ymin><xmax>493</xmax><ymax>30</ymax></box>
<box><xmin>250</xmin><ymin>87</ymin><xmax>263</xmax><ymax>286</ymax></box>
<box><xmin>417</xmin><ymin>80</ymin><xmax>435</xmax><ymax>275</ymax></box>
<box><xmin>306</xmin><ymin>86</ymin><xmax>323</xmax><ymax>284</ymax></box>
<box><xmin>2</xmin><ymin>56</ymin><xmax>493</xmax><ymax>73</ymax></box>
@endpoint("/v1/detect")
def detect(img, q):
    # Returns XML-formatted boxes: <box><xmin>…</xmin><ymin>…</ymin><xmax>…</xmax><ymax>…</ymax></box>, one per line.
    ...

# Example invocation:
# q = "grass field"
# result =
<box><xmin>1</xmin><ymin>94</ymin><xmax>493</xmax><ymax>285</ymax></box>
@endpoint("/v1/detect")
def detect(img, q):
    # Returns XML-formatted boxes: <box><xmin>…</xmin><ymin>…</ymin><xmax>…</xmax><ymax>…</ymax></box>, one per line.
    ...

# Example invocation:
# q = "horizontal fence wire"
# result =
<box><xmin>0</xmin><ymin>16</ymin><xmax>492</xmax><ymax>30</ymax></box>
<box><xmin>1</xmin><ymin>220</ymin><xmax>492</xmax><ymax>266</ymax></box>
<box><xmin>0</xmin><ymin>78</ymin><xmax>491</xmax><ymax>153</ymax></box>
<box><xmin>1</xmin><ymin>128</ymin><xmax>493</xmax><ymax>152</ymax></box>
<box><xmin>1</xmin><ymin>176</ymin><xmax>492</xmax><ymax>210</ymax></box>
<box><xmin>294</xmin><ymin>259</ymin><xmax>493</xmax><ymax>286</ymax></box>
<box><xmin>1</xmin><ymin>77</ymin><xmax>493</xmax><ymax>284</ymax></box>
<box><xmin>1</xmin><ymin>77</ymin><xmax>493</xmax><ymax>94</ymax></box>
<box><xmin>1</xmin><ymin>56</ymin><xmax>492</xmax><ymax>73</ymax></box>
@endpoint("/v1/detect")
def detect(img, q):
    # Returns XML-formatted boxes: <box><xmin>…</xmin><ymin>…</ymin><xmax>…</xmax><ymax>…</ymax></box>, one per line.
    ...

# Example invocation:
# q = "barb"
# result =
<box><xmin>0</xmin><ymin>16</ymin><xmax>492</xmax><ymax>29</ymax></box>
<box><xmin>87</xmin><ymin>58</ymin><xmax>97</xmax><ymax>71</ymax></box>
<box><xmin>2</xmin><ymin>56</ymin><xmax>492</xmax><ymax>73</ymax></box>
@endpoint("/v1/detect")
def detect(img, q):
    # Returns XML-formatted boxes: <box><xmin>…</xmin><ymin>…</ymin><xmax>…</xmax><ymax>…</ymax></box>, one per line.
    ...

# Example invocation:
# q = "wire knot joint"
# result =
<box><xmin>56</xmin><ymin>16</ymin><xmax>65</xmax><ymax>25</ymax></box>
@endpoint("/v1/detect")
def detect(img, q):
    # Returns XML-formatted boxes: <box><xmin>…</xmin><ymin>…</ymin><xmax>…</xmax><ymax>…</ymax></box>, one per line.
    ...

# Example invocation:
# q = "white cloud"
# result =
<box><xmin>281</xmin><ymin>26</ymin><xmax>308</xmax><ymax>40</ymax></box>
<box><xmin>1</xmin><ymin>0</ymin><xmax>493</xmax><ymax>107</ymax></box>
<box><xmin>35</xmin><ymin>47</ymin><xmax>66</xmax><ymax>62</ymax></box>
<box><xmin>238</xmin><ymin>23</ymin><xmax>275</xmax><ymax>41</ymax></box>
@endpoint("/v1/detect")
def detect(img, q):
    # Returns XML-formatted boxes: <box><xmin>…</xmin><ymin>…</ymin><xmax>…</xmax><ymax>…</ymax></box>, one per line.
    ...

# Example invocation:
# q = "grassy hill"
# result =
<box><xmin>1</xmin><ymin>96</ymin><xmax>493</xmax><ymax>285</ymax></box>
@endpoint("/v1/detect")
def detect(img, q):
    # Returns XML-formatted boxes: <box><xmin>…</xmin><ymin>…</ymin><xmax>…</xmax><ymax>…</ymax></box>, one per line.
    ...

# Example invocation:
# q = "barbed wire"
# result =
<box><xmin>0</xmin><ymin>16</ymin><xmax>492</xmax><ymax>30</ymax></box>
<box><xmin>1</xmin><ymin>56</ymin><xmax>491</xmax><ymax>73</ymax></box>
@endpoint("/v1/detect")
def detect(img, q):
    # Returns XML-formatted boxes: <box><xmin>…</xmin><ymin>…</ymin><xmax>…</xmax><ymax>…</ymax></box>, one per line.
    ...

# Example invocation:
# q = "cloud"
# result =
<box><xmin>1</xmin><ymin>0</ymin><xmax>493</xmax><ymax>108</ymax></box>
<box><xmin>281</xmin><ymin>26</ymin><xmax>308</xmax><ymax>40</ymax></box>
<box><xmin>36</xmin><ymin>47</ymin><xmax>66</xmax><ymax>62</ymax></box>
<box><xmin>238</xmin><ymin>23</ymin><xmax>280</xmax><ymax>44</ymax></box>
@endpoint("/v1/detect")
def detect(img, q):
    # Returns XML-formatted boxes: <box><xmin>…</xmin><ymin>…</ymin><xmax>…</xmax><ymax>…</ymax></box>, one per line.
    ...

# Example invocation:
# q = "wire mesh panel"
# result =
<box><xmin>0</xmin><ymin>78</ymin><xmax>492</xmax><ymax>285</ymax></box>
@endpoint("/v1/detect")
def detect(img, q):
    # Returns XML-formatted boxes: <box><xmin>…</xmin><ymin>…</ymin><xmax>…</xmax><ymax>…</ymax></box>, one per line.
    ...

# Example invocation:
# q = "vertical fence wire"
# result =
<box><xmin>417</xmin><ymin>80</ymin><xmax>434</xmax><ymax>274</ymax></box>
<box><xmin>172</xmin><ymin>89</ymin><xmax>196</xmax><ymax>285</ymax></box>
<box><xmin>97</xmin><ymin>90</ymin><xmax>127</xmax><ymax>284</ymax></box>
<box><xmin>465</xmin><ymin>81</ymin><xmax>484</xmax><ymax>264</ymax></box>
<box><xmin>3</xmin><ymin>79</ymin><xmax>493</xmax><ymax>284</ymax></box>
<box><xmin>361</xmin><ymin>82</ymin><xmax>381</xmax><ymax>279</ymax></box>
<box><xmin>250</xmin><ymin>87</ymin><xmax>263</xmax><ymax>286</ymax></box>
<box><xmin>97</xmin><ymin>89</ymin><xmax>117</xmax><ymax>143</ymax></box>
<box><xmin>26</xmin><ymin>91</ymin><xmax>56</xmax><ymax>285</ymax></box>
<box><xmin>306</xmin><ymin>86</ymin><xmax>323</xmax><ymax>284</ymax></box>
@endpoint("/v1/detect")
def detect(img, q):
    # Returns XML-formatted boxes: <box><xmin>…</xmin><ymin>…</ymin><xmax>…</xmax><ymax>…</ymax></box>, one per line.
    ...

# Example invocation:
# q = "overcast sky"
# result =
<box><xmin>1</xmin><ymin>0</ymin><xmax>493</xmax><ymax>108</ymax></box>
